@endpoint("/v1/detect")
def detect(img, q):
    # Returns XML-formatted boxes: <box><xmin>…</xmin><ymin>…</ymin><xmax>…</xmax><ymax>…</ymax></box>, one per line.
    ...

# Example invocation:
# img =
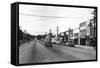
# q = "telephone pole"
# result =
<box><xmin>49</xmin><ymin>29</ymin><xmax>51</xmax><ymax>34</ymax></box>
<box><xmin>57</xmin><ymin>26</ymin><xmax>59</xmax><ymax>37</ymax></box>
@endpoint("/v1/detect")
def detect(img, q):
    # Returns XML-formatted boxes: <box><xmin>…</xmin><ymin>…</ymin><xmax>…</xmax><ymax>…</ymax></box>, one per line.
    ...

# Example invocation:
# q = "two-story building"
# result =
<box><xmin>79</xmin><ymin>22</ymin><xmax>87</xmax><ymax>45</ymax></box>
<box><xmin>73</xmin><ymin>28</ymin><xmax>79</xmax><ymax>45</ymax></box>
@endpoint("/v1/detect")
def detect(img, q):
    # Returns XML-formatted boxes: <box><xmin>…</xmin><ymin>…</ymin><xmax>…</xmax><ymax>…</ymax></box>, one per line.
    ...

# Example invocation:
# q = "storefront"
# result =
<box><xmin>80</xmin><ymin>29</ymin><xmax>86</xmax><ymax>45</ymax></box>
<box><xmin>80</xmin><ymin>38</ymin><xmax>86</xmax><ymax>45</ymax></box>
<box><xmin>74</xmin><ymin>38</ymin><xmax>78</xmax><ymax>45</ymax></box>
<box><xmin>73</xmin><ymin>33</ymin><xmax>79</xmax><ymax>45</ymax></box>
<box><xmin>86</xmin><ymin>36</ymin><xmax>90</xmax><ymax>46</ymax></box>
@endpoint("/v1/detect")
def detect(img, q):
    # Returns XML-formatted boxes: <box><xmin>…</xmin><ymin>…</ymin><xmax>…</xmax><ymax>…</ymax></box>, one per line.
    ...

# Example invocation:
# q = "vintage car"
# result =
<box><xmin>45</xmin><ymin>34</ymin><xmax>52</xmax><ymax>47</ymax></box>
<box><xmin>67</xmin><ymin>41</ymin><xmax>75</xmax><ymax>47</ymax></box>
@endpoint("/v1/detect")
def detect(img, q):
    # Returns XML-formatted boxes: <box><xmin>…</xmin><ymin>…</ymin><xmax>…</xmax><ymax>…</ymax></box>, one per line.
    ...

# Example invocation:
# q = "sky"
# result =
<box><xmin>19</xmin><ymin>4</ymin><xmax>94</xmax><ymax>35</ymax></box>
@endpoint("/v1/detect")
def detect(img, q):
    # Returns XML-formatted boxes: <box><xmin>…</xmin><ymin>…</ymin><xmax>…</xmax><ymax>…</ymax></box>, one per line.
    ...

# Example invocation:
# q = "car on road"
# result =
<box><xmin>45</xmin><ymin>41</ymin><xmax>52</xmax><ymax>47</ymax></box>
<box><xmin>45</xmin><ymin>34</ymin><xmax>52</xmax><ymax>47</ymax></box>
<box><xmin>67</xmin><ymin>41</ymin><xmax>75</xmax><ymax>47</ymax></box>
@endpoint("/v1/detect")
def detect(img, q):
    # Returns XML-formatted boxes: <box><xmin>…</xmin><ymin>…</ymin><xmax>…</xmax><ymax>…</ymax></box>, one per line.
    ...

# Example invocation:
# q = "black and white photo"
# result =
<box><xmin>11</xmin><ymin>2</ymin><xmax>97</xmax><ymax>65</ymax></box>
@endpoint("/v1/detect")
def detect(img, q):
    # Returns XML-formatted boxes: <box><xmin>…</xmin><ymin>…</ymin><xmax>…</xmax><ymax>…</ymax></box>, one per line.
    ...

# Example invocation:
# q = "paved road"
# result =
<box><xmin>19</xmin><ymin>40</ymin><xmax>96</xmax><ymax>64</ymax></box>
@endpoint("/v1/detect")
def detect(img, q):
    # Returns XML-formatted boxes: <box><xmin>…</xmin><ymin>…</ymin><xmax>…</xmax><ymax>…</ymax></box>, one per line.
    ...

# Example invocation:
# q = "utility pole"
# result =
<box><xmin>78</xmin><ymin>27</ymin><xmax>80</xmax><ymax>45</ymax></box>
<box><xmin>68</xmin><ymin>28</ymin><xmax>70</xmax><ymax>41</ymax></box>
<box><xmin>94</xmin><ymin>10</ymin><xmax>96</xmax><ymax>40</ymax></box>
<box><xmin>92</xmin><ymin>9</ymin><xmax>96</xmax><ymax>49</ymax></box>
<box><xmin>49</xmin><ymin>29</ymin><xmax>51</xmax><ymax>34</ymax></box>
<box><xmin>57</xmin><ymin>26</ymin><xmax>59</xmax><ymax>37</ymax></box>
<box><xmin>49</xmin><ymin>29</ymin><xmax>52</xmax><ymax>46</ymax></box>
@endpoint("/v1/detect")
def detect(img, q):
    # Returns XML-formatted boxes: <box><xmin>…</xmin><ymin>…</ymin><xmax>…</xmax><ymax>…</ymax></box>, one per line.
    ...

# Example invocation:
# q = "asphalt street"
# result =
<box><xmin>19</xmin><ymin>40</ymin><xmax>96</xmax><ymax>64</ymax></box>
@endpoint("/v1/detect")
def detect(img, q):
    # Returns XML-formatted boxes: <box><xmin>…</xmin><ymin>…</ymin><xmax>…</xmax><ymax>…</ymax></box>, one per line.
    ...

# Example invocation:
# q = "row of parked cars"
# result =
<box><xmin>44</xmin><ymin>36</ymin><xmax>75</xmax><ymax>47</ymax></box>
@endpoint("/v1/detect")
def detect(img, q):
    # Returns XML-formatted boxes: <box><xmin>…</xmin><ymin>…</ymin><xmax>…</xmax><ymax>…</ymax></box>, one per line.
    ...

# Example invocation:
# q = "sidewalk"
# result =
<box><xmin>74</xmin><ymin>45</ymin><xmax>94</xmax><ymax>49</ymax></box>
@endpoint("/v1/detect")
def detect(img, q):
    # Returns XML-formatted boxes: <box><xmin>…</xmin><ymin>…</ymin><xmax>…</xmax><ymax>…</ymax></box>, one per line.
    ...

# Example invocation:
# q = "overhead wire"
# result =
<box><xmin>19</xmin><ymin>13</ymin><xmax>93</xmax><ymax>19</ymax></box>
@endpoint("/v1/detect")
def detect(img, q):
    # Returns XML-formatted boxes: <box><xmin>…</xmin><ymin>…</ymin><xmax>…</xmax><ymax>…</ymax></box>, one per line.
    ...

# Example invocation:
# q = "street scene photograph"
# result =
<box><xmin>19</xmin><ymin>4</ymin><xmax>97</xmax><ymax>64</ymax></box>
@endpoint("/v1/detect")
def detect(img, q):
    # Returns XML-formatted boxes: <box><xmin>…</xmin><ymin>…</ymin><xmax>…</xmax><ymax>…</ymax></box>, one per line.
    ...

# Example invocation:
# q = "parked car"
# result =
<box><xmin>45</xmin><ymin>40</ymin><xmax>52</xmax><ymax>47</ymax></box>
<box><xmin>45</xmin><ymin>35</ymin><xmax>52</xmax><ymax>47</ymax></box>
<box><xmin>67</xmin><ymin>41</ymin><xmax>75</xmax><ymax>47</ymax></box>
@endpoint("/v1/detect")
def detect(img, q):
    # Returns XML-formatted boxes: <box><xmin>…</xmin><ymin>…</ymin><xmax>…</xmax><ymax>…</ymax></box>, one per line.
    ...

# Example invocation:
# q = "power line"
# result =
<box><xmin>19</xmin><ymin>13</ymin><xmax>93</xmax><ymax>19</ymax></box>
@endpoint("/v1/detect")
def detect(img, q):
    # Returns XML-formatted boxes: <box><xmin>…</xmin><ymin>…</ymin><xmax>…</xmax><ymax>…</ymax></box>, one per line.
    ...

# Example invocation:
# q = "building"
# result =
<box><xmin>59</xmin><ymin>31</ymin><xmax>68</xmax><ymax>43</ymax></box>
<box><xmin>85</xmin><ymin>17</ymin><xmax>96</xmax><ymax>46</ymax></box>
<box><xmin>89</xmin><ymin>18</ymin><xmax>96</xmax><ymax>46</ymax></box>
<box><xmin>73</xmin><ymin>28</ymin><xmax>79</xmax><ymax>45</ymax></box>
<box><xmin>86</xmin><ymin>22</ymin><xmax>91</xmax><ymax>46</ymax></box>
<box><xmin>79</xmin><ymin>22</ymin><xmax>87</xmax><ymax>45</ymax></box>
<box><xmin>68</xmin><ymin>28</ymin><xmax>74</xmax><ymax>44</ymax></box>
<box><xmin>79</xmin><ymin>19</ymin><xmax>96</xmax><ymax>46</ymax></box>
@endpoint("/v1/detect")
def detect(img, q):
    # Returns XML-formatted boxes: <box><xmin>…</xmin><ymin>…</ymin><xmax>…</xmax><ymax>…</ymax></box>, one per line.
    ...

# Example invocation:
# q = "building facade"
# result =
<box><xmin>73</xmin><ymin>28</ymin><xmax>79</xmax><ymax>45</ymax></box>
<box><xmin>89</xmin><ymin>18</ymin><xmax>96</xmax><ymax>46</ymax></box>
<box><xmin>79</xmin><ymin>22</ymin><xmax>87</xmax><ymax>45</ymax></box>
<box><xmin>68</xmin><ymin>28</ymin><xmax>74</xmax><ymax>42</ymax></box>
